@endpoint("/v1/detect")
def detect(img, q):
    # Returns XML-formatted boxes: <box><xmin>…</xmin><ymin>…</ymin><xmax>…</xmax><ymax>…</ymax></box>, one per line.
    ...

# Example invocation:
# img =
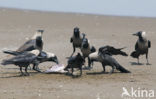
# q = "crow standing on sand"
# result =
<box><xmin>70</xmin><ymin>27</ymin><xmax>86</xmax><ymax>56</ymax></box>
<box><xmin>130</xmin><ymin>31</ymin><xmax>151</xmax><ymax>65</ymax></box>
<box><xmin>1</xmin><ymin>50</ymin><xmax>40</xmax><ymax>76</ymax></box>
<box><xmin>80</xmin><ymin>38</ymin><xmax>96</xmax><ymax>68</ymax></box>
<box><xmin>3</xmin><ymin>50</ymin><xmax>59</xmax><ymax>72</ymax></box>
<box><xmin>17</xmin><ymin>30</ymin><xmax>44</xmax><ymax>52</ymax></box>
<box><xmin>64</xmin><ymin>53</ymin><xmax>85</xmax><ymax>76</ymax></box>
<box><xmin>3</xmin><ymin>30</ymin><xmax>44</xmax><ymax>71</ymax></box>
<box><xmin>4</xmin><ymin>30</ymin><xmax>44</xmax><ymax>53</ymax></box>
<box><xmin>89</xmin><ymin>46</ymin><xmax>130</xmax><ymax>73</ymax></box>
<box><xmin>89</xmin><ymin>45</ymin><xmax>128</xmax><ymax>68</ymax></box>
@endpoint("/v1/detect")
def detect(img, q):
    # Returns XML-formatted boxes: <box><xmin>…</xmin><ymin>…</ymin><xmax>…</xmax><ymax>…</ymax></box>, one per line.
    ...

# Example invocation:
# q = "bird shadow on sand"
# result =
<box><xmin>3</xmin><ymin>67</ymin><xmax>33</xmax><ymax>70</ymax></box>
<box><xmin>0</xmin><ymin>75</ymin><xmax>23</xmax><ymax>78</ymax></box>
<box><xmin>130</xmin><ymin>62</ymin><xmax>152</xmax><ymax>66</ymax></box>
<box><xmin>0</xmin><ymin>72</ymin><xmax>40</xmax><ymax>78</ymax></box>
<box><xmin>130</xmin><ymin>62</ymin><xmax>144</xmax><ymax>66</ymax></box>
<box><xmin>43</xmin><ymin>72</ymin><xmax>66</xmax><ymax>75</ymax></box>
<box><xmin>86</xmin><ymin>71</ymin><xmax>120</xmax><ymax>75</ymax></box>
<box><xmin>61</xmin><ymin>72</ymin><xmax>82</xmax><ymax>78</ymax></box>
<box><xmin>3</xmin><ymin>68</ymin><xmax>20</xmax><ymax>70</ymax></box>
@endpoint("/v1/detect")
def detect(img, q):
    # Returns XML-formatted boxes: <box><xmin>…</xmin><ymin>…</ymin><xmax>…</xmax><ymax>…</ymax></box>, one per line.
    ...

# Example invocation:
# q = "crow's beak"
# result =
<box><xmin>132</xmin><ymin>33</ymin><xmax>138</xmax><ymax>36</ymax></box>
<box><xmin>53</xmin><ymin>57</ymin><xmax>59</xmax><ymax>64</ymax></box>
<box><xmin>49</xmin><ymin>56</ymin><xmax>59</xmax><ymax>64</ymax></box>
<box><xmin>55</xmin><ymin>60</ymin><xmax>59</xmax><ymax>64</ymax></box>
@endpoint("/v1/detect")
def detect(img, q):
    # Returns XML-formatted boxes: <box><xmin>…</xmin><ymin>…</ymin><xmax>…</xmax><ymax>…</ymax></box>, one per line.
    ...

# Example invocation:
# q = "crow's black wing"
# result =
<box><xmin>99</xmin><ymin>45</ymin><xmax>128</xmax><ymax>56</ymax></box>
<box><xmin>102</xmin><ymin>54</ymin><xmax>130</xmax><ymax>73</ymax></box>
<box><xmin>99</xmin><ymin>46</ymin><xmax>113</xmax><ymax>56</ymax></box>
<box><xmin>148</xmin><ymin>40</ymin><xmax>151</xmax><ymax>48</ymax></box>
<box><xmin>135</xmin><ymin>42</ymin><xmax>138</xmax><ymax>50</ymax></box>
<box><xmin>3</xmin><ymin>50</ymin><xmax>22</xmax><ymax>56</ymax></box>
<box><xmin>17</xmin><ymin>39</ymin><xmax>36</xmax><ymax>52</ymax></box>
<box><xmin>70</xmin><ymin>38</ymin><xmax>73</xmax><ymax>43</ymax></box>
<box><xmin>108</xmin><ymin>47</ymin><xmax>128</xmax><ymax>56</ymax></box>
<box><xmin>98</xmin><ymin>46</ymin><xmax>107</xmax><ymax>52</ymax></box>
<box><xmin>1</xmin><ymin>53</ymin><xmax>37</xmax><ymax>65</ymax></box>
<box><xmin>12</xmin><ymin>53</ymin><xmax>37</xmax><ymax>63</ymax></box>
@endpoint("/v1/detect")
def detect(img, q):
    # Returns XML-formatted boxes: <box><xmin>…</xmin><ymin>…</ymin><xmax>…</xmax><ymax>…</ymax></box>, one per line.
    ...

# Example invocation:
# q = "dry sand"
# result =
<box><xmin>0</xmin><ymin>8</ymin><xmax>156</xmax><ymax>99</ymax></box>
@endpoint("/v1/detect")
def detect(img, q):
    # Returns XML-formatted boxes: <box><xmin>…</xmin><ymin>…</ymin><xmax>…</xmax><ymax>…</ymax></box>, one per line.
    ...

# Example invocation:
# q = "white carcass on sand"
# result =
<box><xmin>44</xmin><ymin>64</ymin><xmax>67</xmax><ymax>73</ymax></box>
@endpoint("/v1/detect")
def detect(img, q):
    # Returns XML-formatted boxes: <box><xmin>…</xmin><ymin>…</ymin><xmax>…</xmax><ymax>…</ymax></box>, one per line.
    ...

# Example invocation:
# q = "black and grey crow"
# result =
<box><xmin>81</xmin><ymin>38</ymin><xmax>96</xmax><ymax>68</ymax></box>
<box><xmin>89</xmin><ymin>45</ymin><xmax>128</xmax><ymax>66</ymax></box>
<box><xmin>64</xmin><ymin>53</ymin><xmax>85</xmax><ymax>76</ymax></box>
<box><xmin>34</xmin><ymin>51</ymin><xmax>59</xmax><ymax>71</ymax></box>
<box><xmin>2</xmin><ymin>30</ymin><xmax>45</xmax><ymax>72</ymax></box>
<box><xmin>89</xmin><ymin>47</ymin><xmax>130</xmax><ymax>73</ymax></box>
<box><xmin>130</xmin><ymin>31</ymin><xmax>151</xmax><ymax>65</ymax></box>
<box><xmin>17</xmin><ymin>29</ymin><xmax>44</xmax><ymax>52</ymax></box>
<box><xmin>3</xmin><ymin>50</ymin><xmax>59</xmax><ymax>72</ymax></box>
<box><xmin>1</xmin><ymin>50</ymin><xmax>40</xmax><ymax>76</ymax></box>
<box><xmin>98</xmin><ymin>45</ymin><xmax>128</xmax><ymax>56</ymax></box>
<box><xmin>70</xmin><ymin>27</ymin><xmax>86</xmax><ymax>56</ymax></box>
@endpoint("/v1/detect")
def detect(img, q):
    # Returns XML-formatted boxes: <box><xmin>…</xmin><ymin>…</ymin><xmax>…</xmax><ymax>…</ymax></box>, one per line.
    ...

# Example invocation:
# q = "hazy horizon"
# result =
<box><xmin>0</xmin><ymin>0</ymin><xmax>155</xmax><ymax>17</ymax></box>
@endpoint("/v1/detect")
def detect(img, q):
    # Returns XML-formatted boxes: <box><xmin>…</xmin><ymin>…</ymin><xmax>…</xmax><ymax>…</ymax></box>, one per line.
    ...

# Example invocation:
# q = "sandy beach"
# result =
<box><xmin>0</xmin><ymin>8</ymin><xmax>156</xmax><ymax>99</ymax></box>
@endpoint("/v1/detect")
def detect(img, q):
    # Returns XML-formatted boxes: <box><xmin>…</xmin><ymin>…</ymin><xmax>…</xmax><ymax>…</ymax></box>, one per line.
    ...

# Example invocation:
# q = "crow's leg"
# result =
<box><xmin>35</xmin><ymin>65</ymin><xmax>41</xmax><ymax>72</ymax></box>
<box><xmin>71</xmin><ymin>67</ymin><xmax>74</xmax><ymax>76</ymax></box>
<box><xmin>20</xmin><ymin>67</ymin><xmax>24</xmax><ymax>76</ymax></box>
<box><xmin>102</xmin><ymin>63</ymin><xmax>106</xmax><ymax>73</ymax></box>
<box><xmin>87</xmin><ymin>57</ymin><xmax>92</xmax><ymax>69</ymax></box>
<box><xmin>109</xmin><ymin>66</ymin><xmax>114</xmax><ymax>74</ymax></box>
<box><xmin>84</xmin><ymin>57</ymin><xmax>86</xmax><ymax>67</ymax></box>
<box><xmin>91</xmin><ymin>61</ymin><xmax>94</xmax><ymax>68</ymax></box>
<box><xmin>82</xmin><ymin>57</ymin><xmax>88</xmax><ymax>69</ymax></box>
<box><xmin>32</xmin><ymin>64</ymin><xmax>36</xmax><ymax>70</ymax></box>
<box><xmin>137</xmin><ymin>57</ymin><xmax>140</xmax><ymax>64</ymax></box>
<box><xmin>25</xmin><ymin>66</ymin><xmax>29</xmax><ymax>76</ymax></box>
<box><xmin>64</xmin><ymin>65</ymin><xmax>71</xmax><ymax>75</ymax></box>
<box><xmin>146</xmin><ymin>53</ymin><xmax>150</xmax><ymax>65</ymax></box>
<box><xmin>33</xmin><ymin>63</ymin><xmax>41</xmax><ymax>72</ymax></box>
<box><xmin>64</xmin><ymin>65</ymin><xmax>69</xmax><ymax>71</ymax></box>
<box><xmin>79</xmin><ymin>66</ymin><xmax>82</xmax><ymax>76</ymax></box>
<box><xmin>83</xmin><ymin>57</ymin><xmax>91</xmax><ymax>70</ymax></box>
<box><xmin>28</xmin><ymin>65</ymin><xmax>32</xmax><ymax>70</ymax></box>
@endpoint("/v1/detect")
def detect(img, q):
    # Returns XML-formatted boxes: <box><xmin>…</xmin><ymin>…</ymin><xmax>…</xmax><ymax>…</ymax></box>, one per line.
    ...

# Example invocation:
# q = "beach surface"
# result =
<box><xmin>0</xmin><ymin>8</ymin><xmax>156</xmax><ymax>99</ymax></box>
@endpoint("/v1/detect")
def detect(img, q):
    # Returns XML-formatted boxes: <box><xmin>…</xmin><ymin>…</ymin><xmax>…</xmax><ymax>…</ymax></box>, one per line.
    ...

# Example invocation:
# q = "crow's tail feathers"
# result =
<box><xmin>1</xmin><ymin>60</ymin><xmax>12</xmax><ymax>65</ymax></box>
<box><xmin>117</xmin><ymin>50</ymin><xmax>128</xmax><ymax>56</ymax></box>
<box><xmin>130</xmin><ymin>51</ymin><xmax>139</xmax><ymax>58</ymax></box>
<box><xmin>116</xmin><ymin>64</ymin><xmax>131</xmax><ymax>73</ymax></box>
<box><xmin>91</xmin><ymin>46</ymin><xmax>96</xmax><ymax>53</ymax></box>
<box><xmin>117</xmin><ymin>47</ymin><xmax>128</xmax><ymax>56</ymax></box>
<box><xmin>3</xmin><ymin>50</ymin><xmax>20</xmax><ymax>56</ymax></box>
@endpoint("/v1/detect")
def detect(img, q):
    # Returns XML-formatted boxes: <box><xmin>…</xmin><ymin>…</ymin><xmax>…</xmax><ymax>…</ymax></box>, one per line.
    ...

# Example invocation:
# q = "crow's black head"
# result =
<box><xmin>133</xmin><ymin>31</ymin><xmax>146</xmax><ymax>42</ymax></box>
<box><xmin>38</xmin><ymin>52</ymin><xmax>59</xmax><ymax>64</ymax></box>
<box><xmin>82</xmin><ymin>38</ymin><xmax>89</xmax><ymax>48</ymax></box>
<box><xmin>76</xmin><ymin>53</ymin><xmax>85</xmax><ymax>65</ymax></box>
<box><xmin>74</xmin><ymin>27</ymin><xmax>80</xmax><ymax>38</ymax></box>
<box><xmin>36</xmin><ymin>36</ymin><xmax>43</xmax><ymax>48</ymax></box>
<box><xmin>37</xmin><ymin>30</ymin><xmax>44</xmax><ymax>34</ymax></box>
<box><xmin>133</xmin><ymin>31</ymin><xmax>142</xmax><ymax>37</ymax></box>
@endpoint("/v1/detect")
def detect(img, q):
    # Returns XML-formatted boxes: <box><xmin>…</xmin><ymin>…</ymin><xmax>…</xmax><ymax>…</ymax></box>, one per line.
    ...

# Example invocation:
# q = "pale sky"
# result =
<box><xmin>0</xmin><ymin>0</ymin><xmax>155</xmax><ymax>17</ymax></box>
